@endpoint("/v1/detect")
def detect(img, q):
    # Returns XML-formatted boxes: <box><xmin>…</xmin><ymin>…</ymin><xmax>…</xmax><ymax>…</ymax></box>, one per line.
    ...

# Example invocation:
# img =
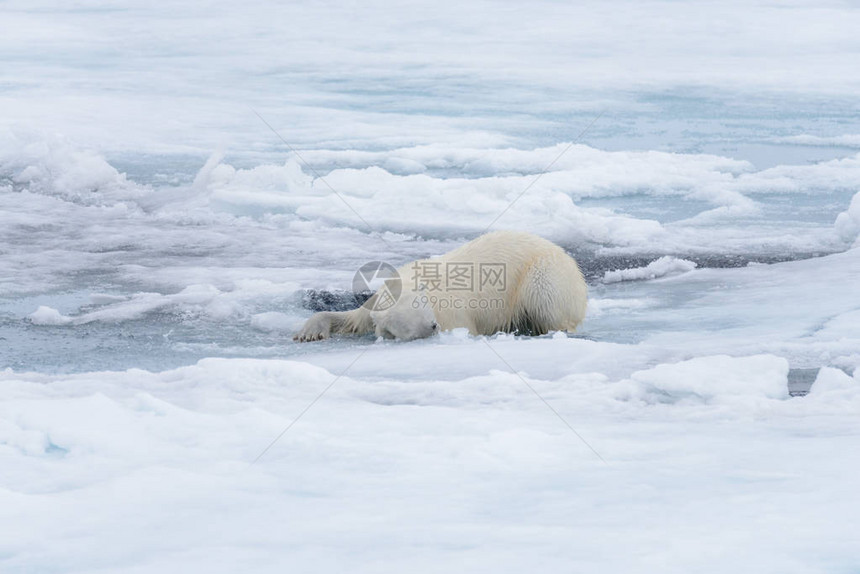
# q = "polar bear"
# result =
<box><xmin>293</xmin><ymin>230</ymin><xmax>587</xmax><ymax>342</ymax></box>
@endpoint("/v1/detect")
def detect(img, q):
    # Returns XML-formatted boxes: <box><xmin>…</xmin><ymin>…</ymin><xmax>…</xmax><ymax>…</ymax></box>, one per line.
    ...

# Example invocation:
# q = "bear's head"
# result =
<box><xmin>370</xmin><ymin>290</ymin><xmax>439</xmax><ymax>341</ymax></box>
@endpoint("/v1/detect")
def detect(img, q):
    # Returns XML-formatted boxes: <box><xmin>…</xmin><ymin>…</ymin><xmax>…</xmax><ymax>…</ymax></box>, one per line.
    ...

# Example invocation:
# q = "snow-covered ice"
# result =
<box><xmin>603</xmin><ymin>256</ymin><xmax>697</xmax><ymax>283</ymax></box>
<box><xmin>2</xmin><ymin>0</ymin><xmax>860</xmax><ymax>571</ymax></box>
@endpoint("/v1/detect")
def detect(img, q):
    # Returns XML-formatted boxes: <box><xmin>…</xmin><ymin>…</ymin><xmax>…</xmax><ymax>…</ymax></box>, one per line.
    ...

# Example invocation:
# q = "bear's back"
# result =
<box><xmin>395</xmin><ymin>231</ymin><xmax>586</xmax><ymax>335</ymax></box>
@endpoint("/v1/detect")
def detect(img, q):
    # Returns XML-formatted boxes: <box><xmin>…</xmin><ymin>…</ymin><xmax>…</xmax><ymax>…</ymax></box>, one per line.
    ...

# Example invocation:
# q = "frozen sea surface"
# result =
<box><xmin>2</xmin><ymin>0</ymin><xmax>860</xmax><ymax>572</ymax></box>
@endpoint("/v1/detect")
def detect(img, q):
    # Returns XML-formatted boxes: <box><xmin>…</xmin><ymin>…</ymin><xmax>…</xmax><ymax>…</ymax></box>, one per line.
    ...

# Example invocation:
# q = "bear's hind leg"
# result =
<box><xmin>517</xmin><ymin>254</ymin><xmax>587</xmax><ymax>334</ymax></box>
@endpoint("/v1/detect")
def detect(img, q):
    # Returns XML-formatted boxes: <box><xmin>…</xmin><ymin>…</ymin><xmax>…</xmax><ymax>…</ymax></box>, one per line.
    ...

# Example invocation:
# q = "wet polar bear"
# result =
<box><xmin>294</xmin><ymin>230</ymin><xmax>587</xmax><ymax>342</ymax></box>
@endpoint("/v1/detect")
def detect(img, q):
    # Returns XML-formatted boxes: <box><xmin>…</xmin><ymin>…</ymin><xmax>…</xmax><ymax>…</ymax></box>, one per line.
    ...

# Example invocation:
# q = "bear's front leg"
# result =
<box><xmin>293</xmin><ymin>312</ymin><xmax>334</xmax><ymax>342</ymax></box>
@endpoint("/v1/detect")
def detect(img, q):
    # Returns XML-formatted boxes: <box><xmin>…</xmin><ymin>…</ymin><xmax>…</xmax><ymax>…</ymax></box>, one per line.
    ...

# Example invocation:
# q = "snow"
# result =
<box><xmin>630</xmin><ymin>354</ymin><xmax>789</xmax><ymax>401</ymax></box>
<box><xmin>2</xmin><ymin>0</ymin><xmax>860</xmax><ymax>571</ymax></box>
<box><xmin>834</xmin><ymin>190</ymin><xmax>860</xmax><ymax>245</ymax></box>
<box><xmin>776</xmin><ymin>134</ymin><xmax>860</xmax><ymax>149</ymax></box>
<box><xmin>3</xmin><ymin>0</ymin><xmax>860</xmax><ymax>155</ymax></box>
<box><xmin>809</xmin><ymin>366</ymin><xmax>858</xmax><ymax>396</ymax></box>
<box><xmin>603</xmin><ymin>256</ymin><xmax>697</xmax><ymax>283</ymax></box>
<box><xmin>27</xmin><ymin>305</ymin><xmax>72</xmax><ymax>326</ymax></box>
<box><xmin>250</xmin><ymin>311</ymin><xmax>298</xmax><ymax>333</ymax></box>
<box><xmin>1</xmin><ymin>352</ymin><xmax>858</xmax><ymax>573</ymax></box>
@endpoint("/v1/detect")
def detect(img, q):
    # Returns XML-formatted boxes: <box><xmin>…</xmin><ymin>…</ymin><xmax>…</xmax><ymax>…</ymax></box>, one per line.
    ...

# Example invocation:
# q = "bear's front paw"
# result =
<box><xmin>293</xmin><ymin>314</ymin><xmax>332</xmax><ymax>342</ymax></box>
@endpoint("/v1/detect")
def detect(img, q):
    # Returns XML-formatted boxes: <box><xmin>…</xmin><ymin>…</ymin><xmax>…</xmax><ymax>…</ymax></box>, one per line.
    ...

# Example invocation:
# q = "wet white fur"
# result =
<box><xmin>294</xmin><ymin>231</ymin><xmax>587</xmax><ymax>342</ymax></box>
